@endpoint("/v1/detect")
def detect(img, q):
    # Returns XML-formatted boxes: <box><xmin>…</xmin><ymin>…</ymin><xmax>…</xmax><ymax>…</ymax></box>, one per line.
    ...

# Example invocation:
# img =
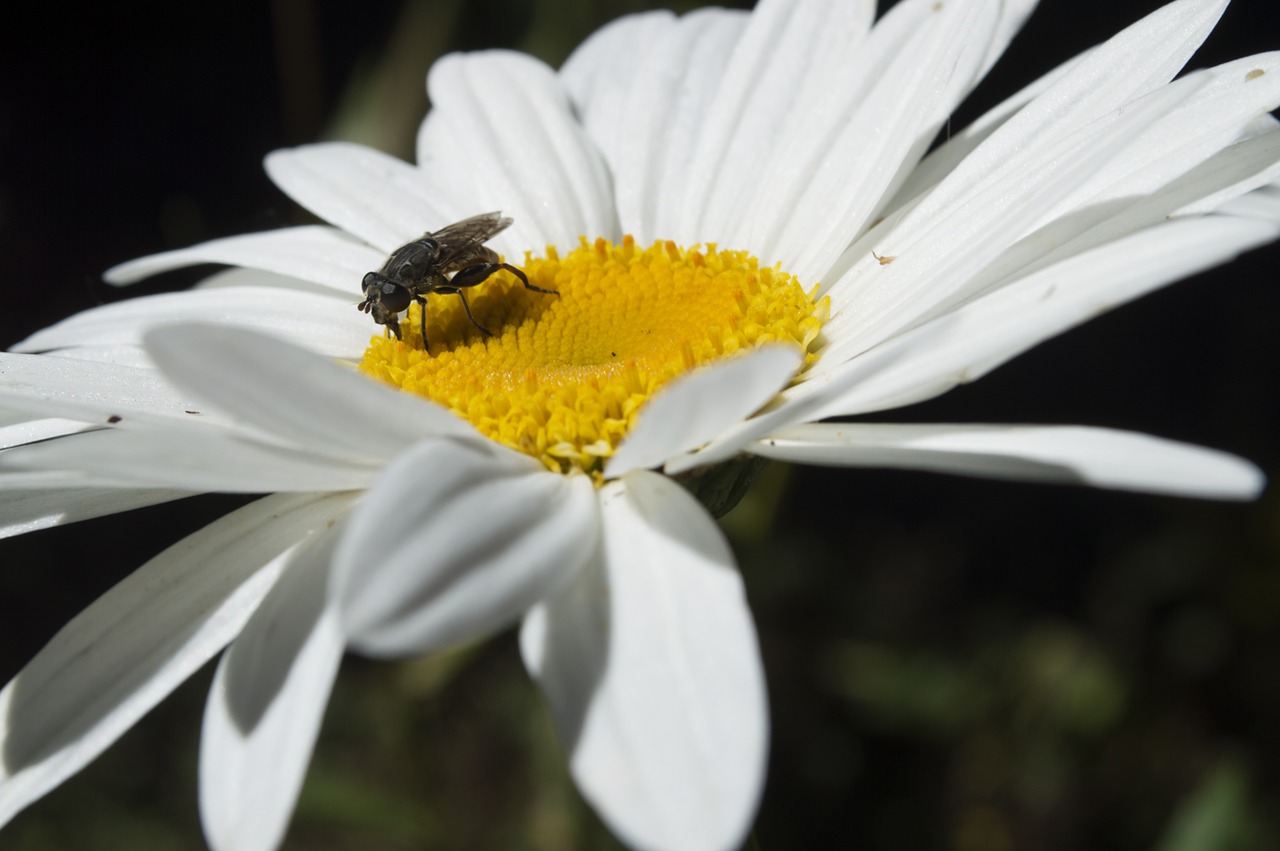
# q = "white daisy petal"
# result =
<box><xmin>676</xmin><ymin>0</ymin><xmax>876</xmax><ymax>247</ymax></box>
<box><xmin>340</xmin><ymin>437</ymin><xmax>599</xmax><ymax>655</ymax></box>
<box><xmin>925</xmin><ymin>0</ymin><xmax>1228</xmax><ymax>215</ymax></box>
<box><xmin>263</xmin><ymin>143</ymin><xmax>450</xmax><ymax>254</ymax></box>
<box><xmin>743</xmin><ymin>0</ymin><xmax>1001</xmax><ymax>281</ymax></box>
<box><xmin>823</xmin><ymin>0</ymin><xmax>1231</xmax><ymax>325</ymax></box>
<box><xmin>193</xmin><ymin>266</ymin><xmax>352</xmax><ymax>297</ymax></box>
<box><xmin>810</xmin><ymin>213</ymin><xmax>1280</xmax><ymax>420</ymax></box>
<box><xmin>0</xmin><ymin>492</ymin><xmax>356</xmax><ymax>828</ymax></box>
<box><xmin>0</xmin><ymin>409</ymin><xmax>31</xmax><ymax>428</ymax></box>
<box><xmin>0</xmin><ymin>471</ymin><xmax>105</xmax><ymax>488</ymax></box>
<box><xmin>751</xmin><ymin>423</ymin><xmax>1264</xmax><ymax>500</ymax></box>
<box><xmin>0</xmin><ymin>425</ymin><xmax>375</xmax><ymax>493</ymax></box>
<box><xmin>419</xmin><ymin>51</ymin><xmax>619</xmax><ymax>251</ymax></box>
<box><xmin>200</xmin><ymin>525</ymin><xmax>344</xmax><ymax>851</ymax></box>
<box><xmin>822</xmin><ymin>78</ymin><xmax>1201</xmax><ymax>355</ymax></box>
<box><xmin>560</xmin><ymin>9</ymin><xmax>679</xmax><ymax>172</ymax></box>
<box><xmin>104</xmin><ymin>225</ymin><xmax>379</xmax><ymax>294</ymax></box>
<box><xmin>1038</xmin><ymin>53</ymin><xmax>1280</xmax><ymax>222</ymax></box>
<box><xmin>1219</xmin><ymin>180</ymin><xmax>1280</xmax><ymax>220</ymax></box>
<box><xmin>521</xmin><ymin>471</ymin><xmax>767</xmax><ymax>851</ymax></box>
<box><xmin>1175</xmin><ymin>123</ymin><xmax>1280</xmax><ymax>217</ymax></box>
<box><xmin>609</xmin><ymin>8</ymin><xmax>749</xmax><ymax>244</ymax></box>
<box><xmin>335</xmin><ymin>438</ymin><xmax>599</xmax><ymax>657</ymax></box>
<box><xmin>884</xmin><ymin>47</ymin><xmax>1088</xmax><ymax>214</ymax></box>
<box><xmin>867</xmin><ymin>53</ymin><xmax>1280</xmax><ymax>304</ymax></box>
<box><xmin>13</xmin><ymin>287</ymin><xmax>371</xmax><ymax>361</ymax></box>
<box><xmin>941</xmin><ymin>127</ymin><xmax>1280</xmax><ymax>311</ymax></box>
<box><xmin>143</xmin><ymin>324</ymin><xmax>477</xmax><ymax>461</ymax></box>
<box><xmin>41</xmin><ymin>346</ymin><xmax>155</xmax><ymax>369</ymax></box>
<box><xmin>818</xmin><ymin>126</ymin><xmax>1280</xmax><ymax>374</ymax></box>
<box><xmin>605</xmin><ymin>346</ymin><xmax>802</xmax><ymax>479</ymax></box>
<box><xmin>0</xmin><ymin>418</ymin><xmax>93</xmax><ymax>449</ymax></box>
<box><xmin>0</xmin><ymin>488</ymin><xmax>192</xmax><ymax>540</ymax></box>
<box><xmin>0</xmin><ymin>353</ymin><xmax>219</xmax><ymax>428</ymax></box>
<box><xmin>836</xmin><ymin>1</ymin><xmax>1235</xmax><ymax>288</ymax></box>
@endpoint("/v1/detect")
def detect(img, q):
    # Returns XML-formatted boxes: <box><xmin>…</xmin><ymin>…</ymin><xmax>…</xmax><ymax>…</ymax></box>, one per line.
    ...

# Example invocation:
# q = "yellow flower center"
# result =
<box><xmin>359</xmin><ymin>236</ymin><xmax>828</xmax><ymax>478</ymax></box>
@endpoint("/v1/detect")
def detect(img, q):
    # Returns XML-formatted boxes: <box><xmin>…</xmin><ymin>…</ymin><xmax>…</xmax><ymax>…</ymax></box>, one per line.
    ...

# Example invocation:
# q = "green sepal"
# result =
<box><xmin>672</xmin><ymin>454</ymin><xmax>771</xmax><ymax>518</ymax></box>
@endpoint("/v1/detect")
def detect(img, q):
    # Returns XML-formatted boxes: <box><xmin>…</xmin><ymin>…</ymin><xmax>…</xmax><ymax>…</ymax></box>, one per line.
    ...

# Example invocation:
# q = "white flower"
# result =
<box><xmin>3</xmin><ymin>1</ymin><xmax>1279</xmax><ymax>850</ymax></box>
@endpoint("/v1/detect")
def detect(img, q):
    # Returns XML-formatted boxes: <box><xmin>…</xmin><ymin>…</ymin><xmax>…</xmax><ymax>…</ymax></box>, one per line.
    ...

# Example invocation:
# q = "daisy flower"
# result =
<box><xmin>3</xmin><ymin>0</ymin><xmax>1280</xmax><ymax>849</ymax></box>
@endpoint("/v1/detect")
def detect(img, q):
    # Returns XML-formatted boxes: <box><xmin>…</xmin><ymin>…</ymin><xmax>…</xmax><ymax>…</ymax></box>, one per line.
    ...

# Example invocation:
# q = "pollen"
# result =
<box><xmin>359</xmin><ymin>236</ymin><xmax>828</xmax><ymax>479</ymax></box>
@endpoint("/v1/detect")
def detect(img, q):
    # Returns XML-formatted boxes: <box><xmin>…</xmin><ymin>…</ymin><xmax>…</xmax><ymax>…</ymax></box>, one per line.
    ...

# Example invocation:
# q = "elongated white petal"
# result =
<box><xmin>823</xmin><ymin>0</ymin><xmax>1230</xmax><ymax>338</ymax></box>
<box><xmin>0</xmin><ymin>352</ymin><xmax>224</xmax><ymax>428</ymax></box>
<box><xmin>1037</xmin><ymin>53</ymin><xmax>1280</xmax><ymax>223</ymax></box>
<box><xmin>105</xmin><ymin>225</ymin><xmax>379</xmax><ymax>293</ymax></box>
<box><xmin>521</xmin><ymin>471</ymin><xmax>767</xmax><ymax>851</ymax></box>
<box><xmin>0</xmin><ymin>418</ymin><xmax>92</xmax><ymax>449</ymax></box>
<box><xmin>743</xmin><ymin>0</ymin><xmax>1001</xmax><ymax>282</ymax></box>
<box><xmin>200</xmin><ymin>527</ymin><xmax>344</xmax><ymax>851</ymax></box>
<box><xmin>821</xmin><ymin>127</ymin><xmax>1280</xmax><ymax>372</ymax></box>
<box><xmin>675</xmin><ymin>0</ymin><xmax>875</xmax><ymax>248</ymax></box>
<box><xmin>560</xmin><ymin>9</ymin><xmax>679</xmax><ymax>175</ymax></box>
<box><xmin>881</xmin><ymin>58</ymin><xmax>1280</xmax><ymax>306</ymax></box>
<box><xmin>810</xmin><ymin>214</ymin><xmax>1280</xmax><ymax>419</ymax></box>
<box><xmin>1219</xmin><ymin>180</ymin><xmax>1280</xmax><ymax>220</ymax></box>
<box><xmin>264</xmin><ymin>143</ymin><xmax>449</xmax><ymax>254</ymax></box>
<box><xmin>418</xmin><ymin>51</ymin><xmax>619</xmax><ymax>252</ymax></box>
<box><xmin>905</xmin><ymin>0</ymin><xmax>1227</xmax><ymax>232</ymax></box>
<box><xmin>14</xmin><ymin>287</ymin><xmax>371</xmax><ymax>361</ymax></box>
<box><xmin>948</xmin><ymin>128</ymin><xmax>1280</xmax><ymax>307</ymax></box>
<box><xmin>0</xmin><ymin>472</ymin><xmax>109</xmax><ymax>489</ymax></box>
<box><xmin>0</xmin><ymin>488</ymin><xmax>192</xmax><ymax>540</ymax></box>
<box><xmin>144</xmin><ymin>324</ymin><xmax>477</xmax><ymax>462</ymax></box>
<box><xmin>39</xmin><ymin>345</ymin><xmax>155</xmax><ymax>369</ymax></box>
<box><xmin>752</xmin><ymin>423</ymin><xmax>1264</xmax><ymax>499</ymax></box>
<box><xmin>824</xmin><ymin>78</ymin><xmax>1200</xmax><ymax>356</ymax></box>
<box><xmin>335</xmin><ymin>439</ymin><xmax>599</xmax><ymax>656</ymax></box>
<box><xmin>605</xmin><ymin>346</ymin><xmax>802</xmax><ymax>479</ymax></box>
<box><xmin>836</xmin><ymin>2</ymin><xmax>1236</xmax><ymax>288</ymax></box>
<box><xmin>884</xmin><ymin>48</ymin><xmax>1088</xmax><ymax>214</ymax></box>
<box><xmin>193</xmin><ymin>266</ymin><xmax>352</xmax><ymax>296</ymax></box>
<box><xmin>0</xmin><ymin>409</ymin><xmax>33</xmax><ymax>428</ymax></box>
<box><xmin>891</xmin><ymin>51</ymin><xmax>1279</xmax><ymax>246</ymax></box>
<box><xmin>606</xmin><ymin>8</ymin><xmax>748</xmax><ymax>244</ymax></box>
<box><xmin>0</xmin><ymin>492</ymin><xmax>356</xmax><ymax>828</ymax></box>
<box><xmin>1</xmin><ymin>425</ymin><xmax>374</xmax><ymax>493</ymax></box>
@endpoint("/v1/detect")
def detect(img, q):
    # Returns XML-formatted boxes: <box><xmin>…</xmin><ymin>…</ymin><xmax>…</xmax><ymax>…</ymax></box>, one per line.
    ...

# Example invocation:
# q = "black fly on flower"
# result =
<box><xmin>357</xmin><ymin>211</ymin><xmax>557</xmax><ymax>346</ymax></box>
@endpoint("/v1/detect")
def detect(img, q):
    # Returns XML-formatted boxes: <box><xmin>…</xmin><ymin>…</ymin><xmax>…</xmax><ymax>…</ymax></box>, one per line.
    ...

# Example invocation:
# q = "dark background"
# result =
<box><xmin>2</xmin><ymin>1</ymin><xmax>1279</xmax><ymax>849</ymax></box>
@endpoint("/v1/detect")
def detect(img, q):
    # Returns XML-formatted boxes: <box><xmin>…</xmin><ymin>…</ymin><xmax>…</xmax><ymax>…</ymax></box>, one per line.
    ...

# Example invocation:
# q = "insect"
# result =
<box><xmin>357</xmin><ymin>212</ymin><xmax>556</xmax><ymax>347</ymax></box>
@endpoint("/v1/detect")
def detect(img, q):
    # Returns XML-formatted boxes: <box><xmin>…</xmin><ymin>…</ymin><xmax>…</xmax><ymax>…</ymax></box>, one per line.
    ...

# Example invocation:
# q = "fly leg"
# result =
<box><xmin>498</xmin><ymin>262</ymin><xmax>557</xmax><ymax>295</ymax></box>
<box><xmin>416</xmin><ymin>294</ymin><xmax>429</xmax><ymax>348</ymax></box>
<box><xmin>450</xmin><ymin>262</ymin><xmax>558</xmax><ymax>296</ymax></box>
<box><xmin>435</xmin><ymin>286</ymin><xmax>493</xmax><ymax>337</ymax></box>
<box><xmin>456</xmin><ymin>290</ymin><xmax>492</xmax><ymax>337</ymax></box>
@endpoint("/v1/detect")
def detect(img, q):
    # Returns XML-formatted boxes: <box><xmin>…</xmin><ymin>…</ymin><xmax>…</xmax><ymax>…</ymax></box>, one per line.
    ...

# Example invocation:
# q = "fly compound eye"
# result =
<box><xmin>378</xmin><ymin>283</ymin><xmax>413</xmax><ymax>313</ymax></box>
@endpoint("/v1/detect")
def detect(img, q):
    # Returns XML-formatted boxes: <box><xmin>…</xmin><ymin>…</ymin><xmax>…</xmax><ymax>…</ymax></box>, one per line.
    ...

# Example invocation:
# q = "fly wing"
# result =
<box><xmin>428</xmin><ymin>212</ymin><xmax>513</xmax><ymax>269</ymax></box>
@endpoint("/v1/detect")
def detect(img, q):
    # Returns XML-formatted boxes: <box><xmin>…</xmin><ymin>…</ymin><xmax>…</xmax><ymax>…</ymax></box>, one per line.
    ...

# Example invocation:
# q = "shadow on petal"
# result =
<box><xmin>519</xmin><ymin>539</ymin><xmax>610</xmax><ymax>753</ymax></box>
<box><xmin>221</xmin><ymin>528</ymin><xmax>339</xmax><ymax>734</ymax></box>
